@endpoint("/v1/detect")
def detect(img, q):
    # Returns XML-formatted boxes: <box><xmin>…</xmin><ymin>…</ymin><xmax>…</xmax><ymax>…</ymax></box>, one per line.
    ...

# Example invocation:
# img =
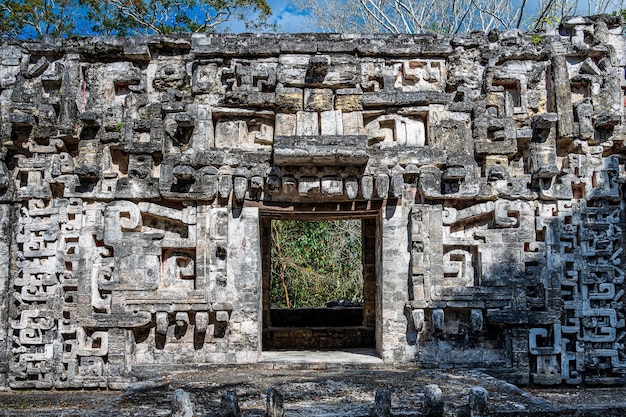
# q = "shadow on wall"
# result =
<box><xmin>403</xmin><ymin>194</ymin><xmax>625</xmax><ymax>385</ymax></box>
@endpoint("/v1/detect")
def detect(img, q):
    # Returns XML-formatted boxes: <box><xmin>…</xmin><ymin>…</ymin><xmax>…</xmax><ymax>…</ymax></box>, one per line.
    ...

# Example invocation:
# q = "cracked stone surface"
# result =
<box><xmin>0</xmin><ymin>14</ymin><xmax>625</xmax><ymax>390</ymax></box>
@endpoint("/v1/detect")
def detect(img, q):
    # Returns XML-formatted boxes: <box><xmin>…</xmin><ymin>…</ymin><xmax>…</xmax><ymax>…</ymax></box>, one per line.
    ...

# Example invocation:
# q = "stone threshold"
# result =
<box><xmin>259</xmin><ymin>348</ymin><xmax>384</xmax><ymax>365</ymax></box>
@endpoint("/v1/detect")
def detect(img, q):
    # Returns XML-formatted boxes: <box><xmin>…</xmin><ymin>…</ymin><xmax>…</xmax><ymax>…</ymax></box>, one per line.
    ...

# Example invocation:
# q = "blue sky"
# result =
<box><xmin>235</xmin><ymin>0</ymin><xmax>625</xmax><ymax>33</ymax></box>
<box><xmin>266</xmin><ymin>0</ymin><xmax>309</xmax><ymax>32</ymax></box>
<box><xmin>220</xmin><ymin>0</ymin><xmax>309</xmax><ymax>33</ymax></box>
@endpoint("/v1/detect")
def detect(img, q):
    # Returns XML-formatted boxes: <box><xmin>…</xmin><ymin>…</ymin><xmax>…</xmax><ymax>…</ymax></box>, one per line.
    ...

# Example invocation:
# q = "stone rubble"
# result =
<box><xmin>172</xmin><ymin>388</ymin><xmax>195</xmax><ymax>417</ymax></box>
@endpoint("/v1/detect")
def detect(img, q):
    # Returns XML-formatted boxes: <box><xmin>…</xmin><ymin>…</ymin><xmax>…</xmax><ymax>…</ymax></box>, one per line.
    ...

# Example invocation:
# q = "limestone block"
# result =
<box><xmin>123</xmin><ymin>43</ymin><xmax>151</xmax><ymax>62</ymax></box>
<box><xmin>156</xmin><ymin>312</ymin><xmax>169</xmax><ymax>335</ymax></box>
<box><xmin>320</xmin><ymin>110</ymin><xmax>343</xmax><ymax>135</ymax></box>
<box><xmin>276</xmin><ymin>87</ymin><xmax>303</xmax><ymax>112</ymax></box>
<box><xmin>215</xmin><ymin>120</ymin><xmax>246</xmax><ymax>148</ymax></box>
<box><xmin>121</xmin><ymin>119</ymin><xmax>163</xmax><ymax>154</ymax></box>
<box><xmin>250</xmin><ymin>176</ymin><xmax>264</xmax><ymax>198</ymax></box>
<box><xmin>469</xmin><ymin>387</ymin><xmax>489</xmax><ymax>417</ymax></box>
<box><xmin>76</xmin><ymin>328</ymin><xmax>108</xmax><ymax>357</ymax></box>
<box><xmin>171</xmin><ymin>312</ymin><xmax>188</xmax><ymax>327</ymax></box>
<box><xmin>233</xmin><ymin>177</ymin><xmax>248</xmax><ymax>201</ymax></box>
<box><xmin>152</xmin><ymin>59</ymin><xmax>188</xmax><ymax>92</ymax></box>
<box><xmin>361</xmin><ymin>176</ymin><xmax>373</xmax><ymax>200</ymax></box>
<box><xmin>266</xmin><ymin>388</ymin><xmax>284</xmax><ymax>417</ymax></box>
<box><xmin>172</xmin><ymin>389</ymin><xmax>194</xmax><ymax>417</ymax></box>
<box><xmin>484</xmin><ymin>155</ymin><xmax>509</xmax><ymax>181</ymax></box>
<box><xmin>552</xmin><ymin>55</ymin><xmax>574</xmax><ymax>138</ymax></box>
<box><xmin>128</xmin><ymin>154</ymin><xmax>153</xmax><ymax>180</ymax></box>
<box><xmin>25</xmin><ymin>56</ymin><xmax>49</xmax><ymax>79</ymax></box>
<box><xmin>196</xmin><ymin>312</ymin><xmax>209</xmax><ymax>333</ymax></box>
<box><xmin>396</xmin><ymin>59</ymin><xmax>446</xmax><ymax>92</ymax></box>
<box><xmin>342</xmin><ymin>112</ymin><xmax>364</xmax><ymax>135</ymax></box>
<box><xmin>273</xmin><ymin>135</ymin><xmax>368</xmax><ymax>166</ymax></box>
<box><xmin>221</xmin><ymin>390</ymin><xmax>241</xmax><ymax>417</ymax></box>
<box><xmin>372</xmin><ymin>388</ymin><xmax>391</xmax><ymax>417</ymax></box>
<box><xmin>1</xmin><ymin>64</ymin><xmax>21</xmax><ymax>88</ymax></box>
<box><xmin>432</xmin><ymin>309</ymin><xmax>444</xmax><ymax>332</ymax></box>
<box><xmin>216</xmin><ymin>311</ymin><xmax>230</xmax><ymax>322</ymax></box>
<box><xmin>75</xmin><ymin>139</ymin><xmax>100</xmax><ymax>179</ymax></box>
<box><xmin>222</xmin><ymin>59</ymin><xmax>277</xmax><ymax>93</ymax></box>
<box><xmin>324</xmin><ymin>54</ymin><xmax>359</xmax><ymax>86</ymax></box>
<box><xmin>299</xmin><ymin>177</ymin><xmax>320</xmax><ymax>196</ymax></box>
<box><xmin>423</xmin><ymin>384</ymin><xmax>444</xmax><ymax>417</ymax></box>
<box><xmin>411</xmin><ymin>309</ymin><xmax>425</xmax><ymax>332</ymax></box>
<box><xmin>219</xmin><ymin>175</ymin><xmax>233</xmax><ymax>199</ymax></box>
<box><xmin>532</xmin><ymin>355</ymin><xmax>563</xmax><ymax>385</ymax></box>
<box><xmin>275</xmin><ymin>113</ymin><xmax>297</xmax><ymax>136</ymax></box>
<box><xmin>345</xmin><ymin>177</ymin><xmax>359</xmax><ymax>199</ymax></box>
<box><xmin>529</xmin><ymin>113</ymin><xmax>559</xmax><ymax>180</ymax></box>
<box><xmin>277</xmin><ymin>54</ymin><xmax>310</xmax><ymax>85</ymax></box>
<box><xmin>296</xmin><ymin>111</ymin><xmax>319</xmax><ymax>135</ymax></box>
<box><xmin>391</xmin><ymin>174</ymin><xmax>403</xmax><ymax>199</ymax></box>
<box><xmin>365</xmin><ymin>114</ymin><xmax>426</xmax><ymax>147</ymax></box>
<box><xmin>418</xmin><ymin>165</ymin><xmax>442</xmax><ymax>198</ymax></box>
<box><xmin>282</xmin><ymin>176</ymin><xmax>297</xmax><ymax>194</ymax></box>
<box><xmin>375</xmin><ymin>175</ymin><xmax>389</xmax><ymax>198</ymax></box>
<box><xmin>304</xmin><ymin>89</ymin><xmax>333</xmax><ymax>112</ymax></box>
<box><xmin>335</xmin><ymin>89</ymin><xmax>363</xmax><ymax>112</ymax></box>
<box><xmin>198</xmin><ymin>167</ymin><xmax>219</xmax><ymax>199</ymax></box>
<box><xmin>321</xmin><ymin>177</ymin><xmax>343</xmax><ymax>196</ymax></box>
<box><xmin>470</xmin><ymin>309</ymin><xmax>484</xmax><ymax>333</ymax></box>
<box><xmin>1</xmin><ymin>45</ymin><xmax>23</xmax><ymax>66</ymax></box>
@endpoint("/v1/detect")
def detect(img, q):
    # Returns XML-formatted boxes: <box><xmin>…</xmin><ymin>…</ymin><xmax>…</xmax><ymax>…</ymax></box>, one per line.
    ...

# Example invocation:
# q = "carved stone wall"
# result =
<box><xmin>0</xmin><ymin>15</ymin><xmax>625</xmax><ymax>388</ymax></box>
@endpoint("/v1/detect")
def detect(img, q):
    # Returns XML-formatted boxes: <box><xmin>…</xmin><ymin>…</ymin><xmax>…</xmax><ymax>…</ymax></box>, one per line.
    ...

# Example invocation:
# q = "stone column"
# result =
<box><xmin>226</xmin><ymin>206</ymin><xmax>263</xmax><ymax>362</ymax></box>
<box><xmin>380</xmin><ymin>199</ymin><xmax>411</xmax><ymax>362</ymax></box>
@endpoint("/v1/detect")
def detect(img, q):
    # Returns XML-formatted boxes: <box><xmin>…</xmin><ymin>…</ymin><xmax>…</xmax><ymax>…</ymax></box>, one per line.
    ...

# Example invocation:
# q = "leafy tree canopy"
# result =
<box><xmin>0</xmin><ymin>0</ymin><xmax>273</xmax><ymax>39</ymax></box>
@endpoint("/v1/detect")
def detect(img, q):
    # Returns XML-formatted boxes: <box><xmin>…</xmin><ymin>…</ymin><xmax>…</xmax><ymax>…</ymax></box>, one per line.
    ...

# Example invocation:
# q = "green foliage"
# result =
<box><xmin>0</xmin><ymin>0</ymin><xmax>273</xmax><ymax>39</ymax></box>
<box><xmin>270</xmin><ymin>220</ymin><xmax>363</xmax><ymax>308</ymax></box>
<box><xmin>83</xmin><ymin>0</ymin><xmax>273</xmax><ymax>35</ymax></box>
<box><xmin>0</xmin><ymin>0</ymin><xmax>78</xmax><ymax>38</ymax></box>
<box><xmin>530</xmin><ymin>34</ymin><xmax>543</xmax><ymax>45</ymax></box>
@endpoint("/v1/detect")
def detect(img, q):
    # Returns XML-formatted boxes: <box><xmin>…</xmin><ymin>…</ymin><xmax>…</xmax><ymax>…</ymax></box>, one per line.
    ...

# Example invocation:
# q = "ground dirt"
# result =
<box><xmin>0</xmin><ymin>364</ymin><xmax>625</xmax><ymax>416</ymax></box>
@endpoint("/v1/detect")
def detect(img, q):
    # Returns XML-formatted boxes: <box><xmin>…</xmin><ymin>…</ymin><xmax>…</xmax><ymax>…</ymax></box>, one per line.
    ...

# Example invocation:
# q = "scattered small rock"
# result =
<box><xmin>469</xmin><ymin>386</ymin><xmax>489</xmax><ymax>417</ymax></box>
<box><xmin>423</xmin><ymin>384</ymin><xmax>444</xmax><ymax>417</ymax></box>
<box><xmin>171</xmin><ymin>388</ymin><xmax>193</xmax><ymax>417</ymax></box>
<box><xmin>266</xmin><ymin>387</ymin><xmax>284</xmax><ymax>417</ymax></box>
<box><xmin>221</xmin><ymin>390</ymin><xmax>241</xmax><ymax>417</ymax></box>
<box><xmin>372</xmin><ymin>388</ymin><xmax>391</xmax><ymax>417</ymax></box>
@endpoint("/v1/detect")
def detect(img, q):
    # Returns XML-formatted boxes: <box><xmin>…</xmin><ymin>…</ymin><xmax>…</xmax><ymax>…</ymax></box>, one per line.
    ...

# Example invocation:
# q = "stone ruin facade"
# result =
<box><xmin>0</xmin><ymin>15</ymin><xmax>625</xmax><ymax>389</ymax></box>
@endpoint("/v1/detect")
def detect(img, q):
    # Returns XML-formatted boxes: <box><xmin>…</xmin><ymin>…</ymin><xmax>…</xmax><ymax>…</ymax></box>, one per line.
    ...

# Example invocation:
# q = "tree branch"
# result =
<box><xmin>516</xmin><ymin>0</ymin><xmax>528</xmax><ymax>29</ymax></box>
<box><xmin>469</xmin><ymin>0</ymin><xmax>508</xmax><ymax>30</ymax></box>
<box><xmin>358</xmin><ymin>0</ymin><xmax>401</xmax><ymax>33</ymax></box>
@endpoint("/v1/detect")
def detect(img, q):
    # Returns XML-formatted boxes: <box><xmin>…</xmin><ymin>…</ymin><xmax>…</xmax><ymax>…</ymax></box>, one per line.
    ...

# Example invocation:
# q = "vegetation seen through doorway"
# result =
<box><xmin>270</xmin><ymin>219</ymin><xmax>363</xmax><ymax>308</ymax></box>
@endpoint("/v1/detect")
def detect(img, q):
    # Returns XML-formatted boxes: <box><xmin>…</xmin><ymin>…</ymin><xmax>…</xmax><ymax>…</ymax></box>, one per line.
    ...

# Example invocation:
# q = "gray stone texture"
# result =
<box><xmin>266</xmin><ymin>387</ymin><xmax>284</xmax><ymax>417</ymax></box>
<box><xmin>469</xmin><ymin>386</ymin><xmax>490</xmax><ymax>417</ymax></box>
<box><xmin>172</xmin><ymin>388</ymin><xmax>194</xmax><ymax>417</ymax></box>
<box><xmin>372</xmin><ymin>388</ymin><xmax>392</xmax><ymax>417</ymax></box>
<box><xmin>423</xmin><ymin>384</ymin><xmax>444</xmax><ymax>417</ymax></box>
<box><xmin>0</xmin><ymin>15</ymin><xmax>625</xmax><ymax>389</ymax></box>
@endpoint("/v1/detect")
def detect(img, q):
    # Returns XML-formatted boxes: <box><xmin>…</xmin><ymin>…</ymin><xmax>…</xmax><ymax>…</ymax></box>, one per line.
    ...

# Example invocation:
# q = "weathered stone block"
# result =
<box><xmin>423</xmin><ymin>384</ymin><xmax>444</xmax><ymax>417</ymax></box>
